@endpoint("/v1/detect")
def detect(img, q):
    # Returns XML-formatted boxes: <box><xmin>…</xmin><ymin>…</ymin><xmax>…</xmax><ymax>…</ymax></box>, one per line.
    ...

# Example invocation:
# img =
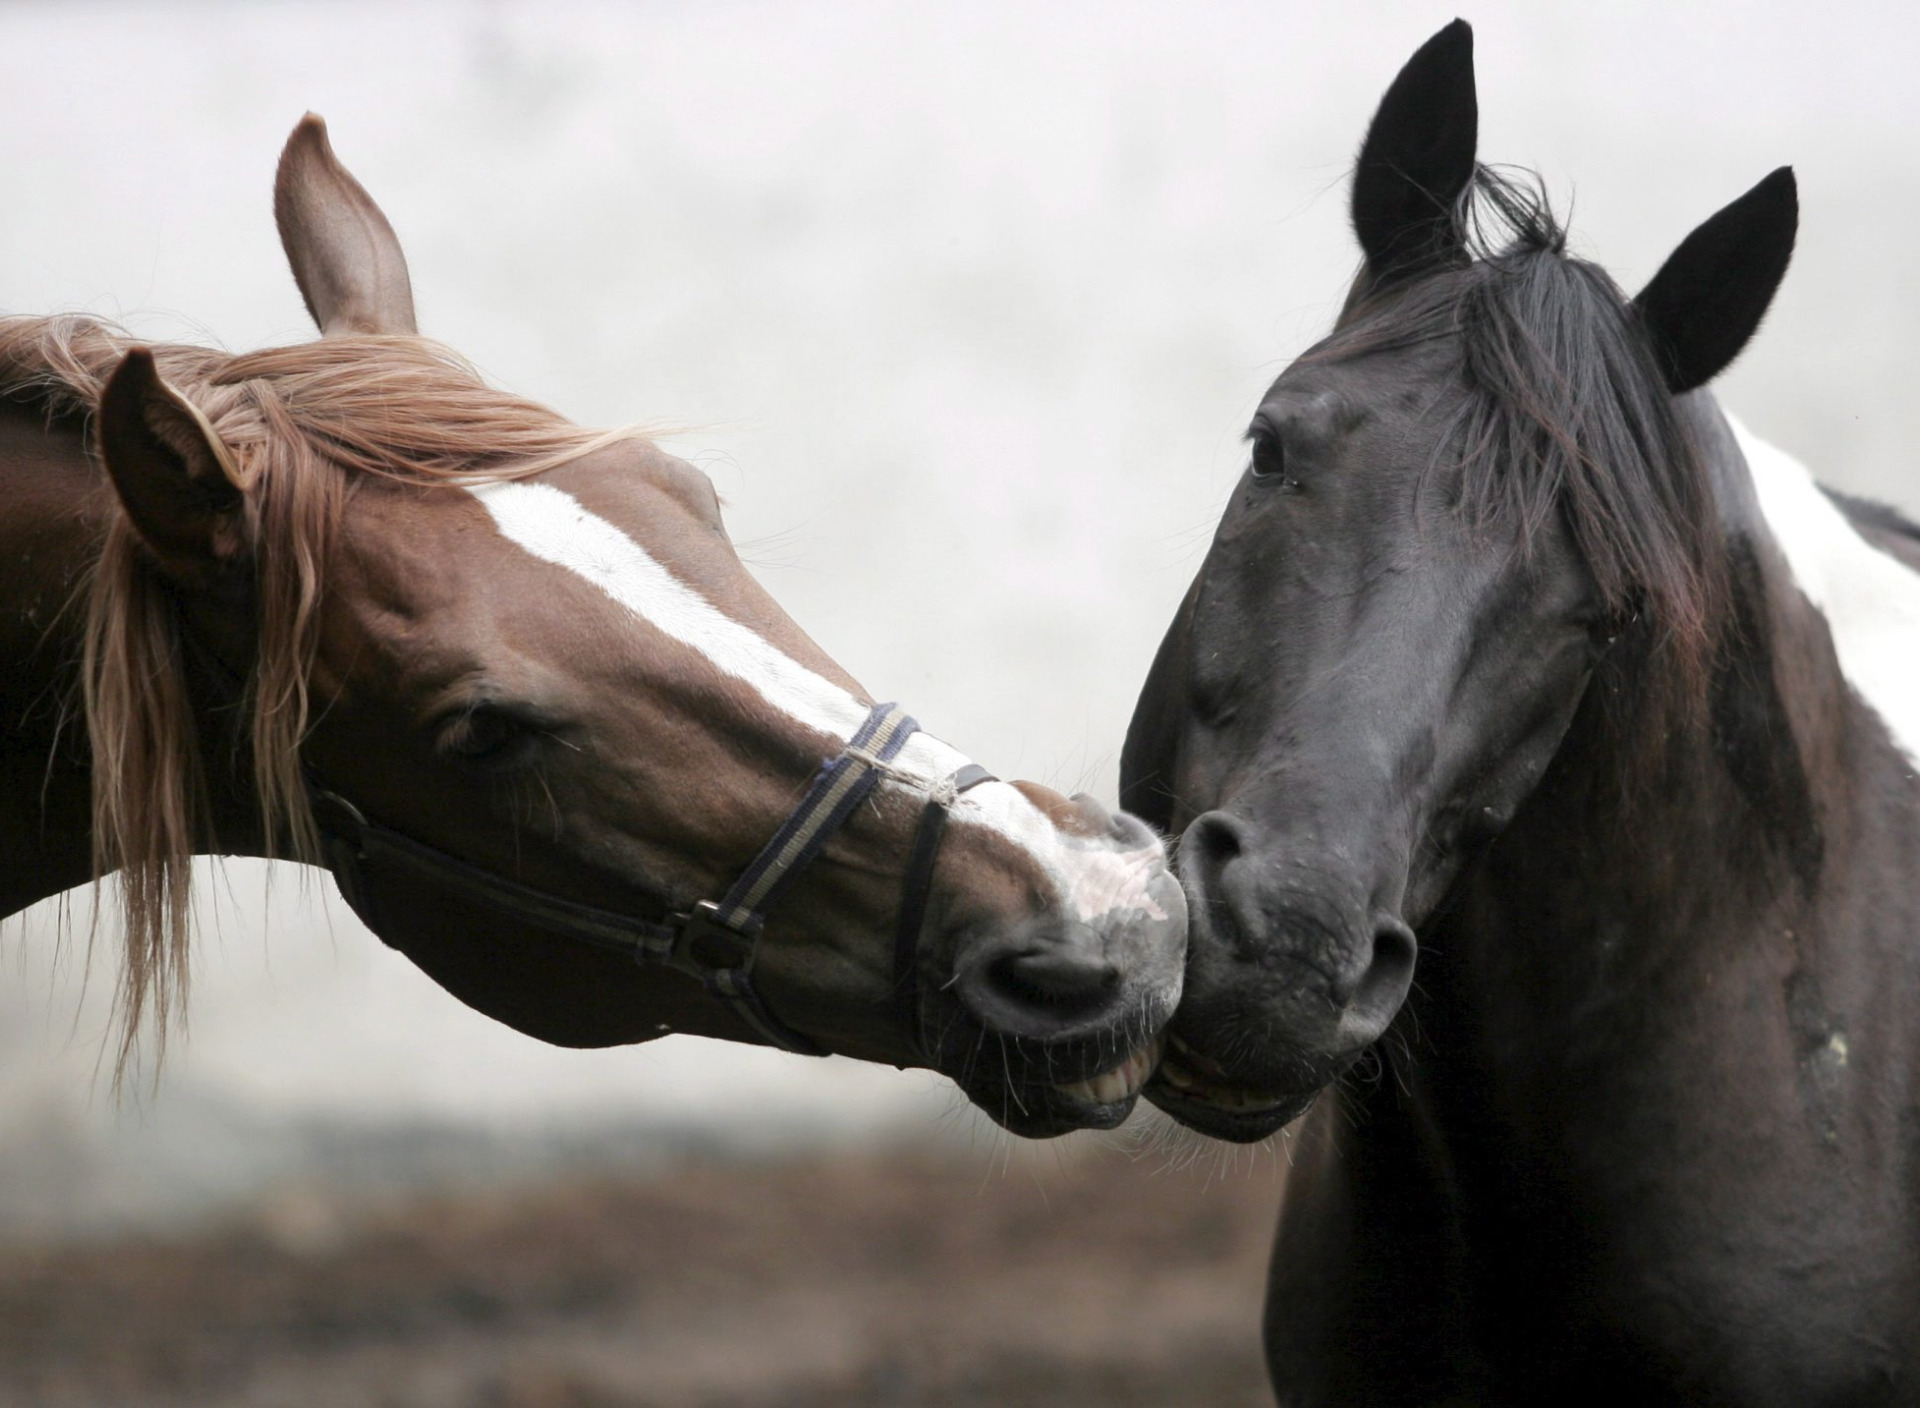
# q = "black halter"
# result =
<box><xmin>310</xmin><ymin>702</ymin><xmax>994</xmax><ymax>1059</ymax></box>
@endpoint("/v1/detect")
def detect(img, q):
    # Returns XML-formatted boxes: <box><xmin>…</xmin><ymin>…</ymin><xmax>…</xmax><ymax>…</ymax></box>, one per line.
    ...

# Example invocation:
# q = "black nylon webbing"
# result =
<box><xmin>891</xmin><ymin>762</ymin><xmax>996</xmax><ymax>1058</ymax></box>
<box><xmin>312</xmin><ymin>704</ymin><xmax>992</xmax><ymax>1063</ymax></box>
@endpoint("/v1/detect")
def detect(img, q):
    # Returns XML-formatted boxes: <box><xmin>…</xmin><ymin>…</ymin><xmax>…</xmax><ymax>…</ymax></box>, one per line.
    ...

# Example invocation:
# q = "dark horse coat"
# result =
<box><xmin>1123</xmin><ymin>21</ymin><xmax>1920</xmax><ymax>1404</ymax></box>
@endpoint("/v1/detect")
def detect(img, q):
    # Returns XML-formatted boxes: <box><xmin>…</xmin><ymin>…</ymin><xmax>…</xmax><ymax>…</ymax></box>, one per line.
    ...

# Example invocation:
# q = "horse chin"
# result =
<box><xmin>1143</xmin><ymin>1076</ymin><xmax>1316</xmax><ymax>1144</ymax></box>
<box><xmin>977</xmin><ymin>1088</ymin><xmax>1141</xmax><ymax>1139</ymax></box>
<box><xmin>1139</xmin><ymin>1031</ymin><xmax>1324</xmax><ymax>1143</ymax></box>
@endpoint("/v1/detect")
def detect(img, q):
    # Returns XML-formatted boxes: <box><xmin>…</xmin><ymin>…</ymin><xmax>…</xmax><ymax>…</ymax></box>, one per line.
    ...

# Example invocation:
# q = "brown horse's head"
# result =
<box><xmin>65</xmin><ymin>116</ymin><xmax>1184</xmax><ymax>1137</ymax></box>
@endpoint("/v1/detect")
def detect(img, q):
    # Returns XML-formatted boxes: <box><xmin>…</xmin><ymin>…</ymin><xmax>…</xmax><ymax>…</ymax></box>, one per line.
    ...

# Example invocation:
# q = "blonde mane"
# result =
<box><xmin>0</xmin><ymin>314</ymin><xmax>641</xmax><ymax>1077</ymax></box>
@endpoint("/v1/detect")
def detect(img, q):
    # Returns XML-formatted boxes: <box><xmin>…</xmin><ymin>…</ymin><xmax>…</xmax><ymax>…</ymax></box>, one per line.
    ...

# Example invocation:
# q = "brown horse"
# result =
<box><xmin>0</xmin><ymin>116</ymin><xmax>1184</xmax><ymax>1138</ymax></box>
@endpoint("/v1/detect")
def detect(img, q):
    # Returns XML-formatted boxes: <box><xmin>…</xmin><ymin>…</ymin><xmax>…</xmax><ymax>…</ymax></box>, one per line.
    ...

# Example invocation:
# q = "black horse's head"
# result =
<box><xmin>1123</xmin><ymin>21</ymin><xmax>1799</xmax><ymax>1141</ymax></box>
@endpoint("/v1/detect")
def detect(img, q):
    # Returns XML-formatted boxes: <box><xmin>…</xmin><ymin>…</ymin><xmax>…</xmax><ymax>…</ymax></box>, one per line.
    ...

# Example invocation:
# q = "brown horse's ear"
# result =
<box><xmin>273</xmin><ymin>113</ymin><xmax>419</xmax><ymax>337</ymax></box>
<box><xmin>98</xmin><ymin>348</ymin><xmax>250</xmax><ymax>584</ymax></box>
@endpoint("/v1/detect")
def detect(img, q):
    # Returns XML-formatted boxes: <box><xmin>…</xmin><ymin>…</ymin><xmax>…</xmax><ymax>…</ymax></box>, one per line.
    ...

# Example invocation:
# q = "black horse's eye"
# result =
<box><xmin>439</xmin><ymin>704</ymin><xmax>535</xmax><ymax>768</ymax></box>
<box><xmin>1248</xmin><ymin>432</ymin><xmax>1298</xmax><ymax>490</ymax></box>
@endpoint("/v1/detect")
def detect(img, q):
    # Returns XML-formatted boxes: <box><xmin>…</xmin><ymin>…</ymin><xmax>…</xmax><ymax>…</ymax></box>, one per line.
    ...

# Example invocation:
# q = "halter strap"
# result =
<box><xmin>311</xmin><ymin>701</ymin><xmax>980</xmax><ymax>1061</ymax></box>
<box><xmin>892</xmin><ymin>762</ymin><xmax>996</xmax><ymax>1055</ymax></box>
<box><xmin>712</xmin><ymin>703</ymin><xmax>918</xmax><ymax>932</ymax></box>
<box><xmin>661</xmin><ymin>701</ymin><xmax>919</xmax><ymax>1054</ymax></box>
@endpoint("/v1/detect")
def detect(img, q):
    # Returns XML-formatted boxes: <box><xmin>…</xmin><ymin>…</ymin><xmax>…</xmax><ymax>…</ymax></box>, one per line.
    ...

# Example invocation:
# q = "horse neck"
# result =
<box><xmin>1413</xmin><ymin>394</ymin><xmax>1869</xmax><ymax>1122</ymax></box>
<box><xmin>0</xmin><ymin>400</ymin><xmax>263</xmax><ymax>919</ymax></box>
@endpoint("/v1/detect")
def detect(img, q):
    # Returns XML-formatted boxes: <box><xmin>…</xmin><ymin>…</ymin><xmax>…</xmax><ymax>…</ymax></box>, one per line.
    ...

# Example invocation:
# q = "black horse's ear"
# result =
<box><xmin>1352</xmin><ymin>19</ymin><xmax>1479</xmax><ymax>282</ymax></box>
<box><xmin>1633</xmin><ymin>167</ymin><xmax>1797</xmax><ymax>395</ymax></box>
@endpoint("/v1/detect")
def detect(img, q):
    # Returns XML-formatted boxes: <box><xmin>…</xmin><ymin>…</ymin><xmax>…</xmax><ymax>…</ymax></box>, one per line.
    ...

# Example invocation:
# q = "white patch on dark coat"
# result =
<box><xmin>1734</xmin><ymin>417</ymin><xmax>1920</xmax><ymax>766</ymax></box>
<box><xmin>465</xmin><ymin>480</ymin><xmax>1169</xmax><ymax>922</ymax></box>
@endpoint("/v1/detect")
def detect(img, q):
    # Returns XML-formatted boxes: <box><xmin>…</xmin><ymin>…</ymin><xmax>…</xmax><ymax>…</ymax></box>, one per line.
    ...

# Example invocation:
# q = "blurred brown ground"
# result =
<box><xmin>0</xmin><ymin>1144</ymin><xmax>1285</xmax><ymax>1407</ymax></box>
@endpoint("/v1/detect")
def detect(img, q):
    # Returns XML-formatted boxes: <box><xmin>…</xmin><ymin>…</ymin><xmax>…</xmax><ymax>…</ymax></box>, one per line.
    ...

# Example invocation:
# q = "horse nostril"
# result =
<box><xmin>1183</xmin><ymin>809</ymin><xmax>1249</xmax><ymax>876</ymax></box>
<box><xmin>1336</xmin><ymin>916</ymin><xmax>1418</xmax><ymax>1046</ymax></box>
<box><xmin>955</xmin><ymin>931</ymin><xmax>1129</xmax><ymax>1040</ymax></box>
<box><xmin>1102</xmin><ymin>805</ymin><xmax>1159</xmax><ymax>850</ymax></box>
<box><xmin>992</xmin><ymin>947</ymin><xmax>1123</xmax><ymax>1010</ymax></box>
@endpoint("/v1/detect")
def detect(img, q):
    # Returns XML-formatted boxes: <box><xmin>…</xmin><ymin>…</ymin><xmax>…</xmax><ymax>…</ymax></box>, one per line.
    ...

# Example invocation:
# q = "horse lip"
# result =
<box><xmin>1144</xmin><ymin>1071</ymin><xmax>1314</xmax><ymax>1143</ymax></box>
<box><xmin>1044</xmin><ymin>1090</ymin><xmax>1140</xmax><ymax>1132</ymax></box>
<box><xmin>941</xmin><ymin>1028</ymin><xmax>1167</xmax><ymax>1136</ymax></box>
<box><xmin>961</xmin><ymin>1076</ymin><xmax>1142</xmax><ymax>1137</ymax></box>
<box><xmin>1145</xmin><ymin>1039</ymin><xmax>1316</xmax><ymax>1139</ymax></box>
<box><xmin>1165</xmin><ymin>1030</ymin><xmax>1232</xmax><ymax>1081</ymax></box>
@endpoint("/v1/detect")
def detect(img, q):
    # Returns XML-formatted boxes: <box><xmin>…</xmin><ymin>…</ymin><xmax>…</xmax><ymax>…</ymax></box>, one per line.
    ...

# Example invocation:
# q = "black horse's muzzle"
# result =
<box><xmin>1145</xmin><ymin>807</ymin><xmax>1417</xmax><ymax>1141</ymax></box>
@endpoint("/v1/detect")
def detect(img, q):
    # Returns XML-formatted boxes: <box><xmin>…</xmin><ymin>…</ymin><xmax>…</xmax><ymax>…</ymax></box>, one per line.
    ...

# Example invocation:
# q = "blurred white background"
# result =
<box><xmin>4</xmin><ymin>0</ymin><xmax>1917</xmax><ymax>1239</ymax></box>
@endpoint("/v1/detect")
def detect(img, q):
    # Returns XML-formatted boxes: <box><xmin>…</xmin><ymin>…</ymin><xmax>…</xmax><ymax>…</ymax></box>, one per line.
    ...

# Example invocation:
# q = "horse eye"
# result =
<box><xmin>1248</xmin><ymin>434</ymin><xmax>1298</xmax><ymax>489</ymax></box>
<box><xmin>439</xmin><ymin>705</ymin><xmax>533</xmax><ymax>767</ymax></box>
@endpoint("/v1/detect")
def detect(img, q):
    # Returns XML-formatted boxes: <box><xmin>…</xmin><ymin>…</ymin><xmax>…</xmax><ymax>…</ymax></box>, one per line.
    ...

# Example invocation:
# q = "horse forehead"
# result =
<box><xmin>1289</xmin><ymin>326</ymin><xmax>1461</xmax><ymax>403</ymax></box>
<box><xmin>536</xmin><ymin>454</ymin><xmax>720</xmax><ymax>562</ymax></box>
<box><xmin>541</xmin><ymin>440</ymin><xmax>713</xmax><ymax>517</ymax></box>
<box><xmin>334</xmin><ymin>451</ymin><xmax>708</xmax><ymax>594</ymax></box>
<box><xmin>329</xmin><ymin>479</ymin><xmax>496</xmax><ymax>598</ymax></box>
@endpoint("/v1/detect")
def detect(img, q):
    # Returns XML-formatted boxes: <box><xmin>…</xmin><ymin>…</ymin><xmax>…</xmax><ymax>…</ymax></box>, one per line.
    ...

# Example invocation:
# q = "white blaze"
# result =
<box><xmin>464</xmin><ymin>480</ymin><xmax>1169</xmax><ymax>923</ymax></box>
<box><xmin>1734</xmin><ymin>417</ymin><xmax>1920</xmax><ymax>766</ymax></box>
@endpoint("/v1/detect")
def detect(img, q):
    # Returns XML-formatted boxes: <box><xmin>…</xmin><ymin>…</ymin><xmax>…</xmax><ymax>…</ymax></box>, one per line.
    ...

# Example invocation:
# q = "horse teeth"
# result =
<box><xmin>1052</xmin><ymin>1035</ymin><xmax>1163</xmax><ymax>1106</ymax></box>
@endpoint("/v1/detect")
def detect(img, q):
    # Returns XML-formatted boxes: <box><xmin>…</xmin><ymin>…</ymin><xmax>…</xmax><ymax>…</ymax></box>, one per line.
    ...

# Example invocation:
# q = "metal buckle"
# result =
<box><xmin>310</xmin><ymin>786</ymin><xmax>370</xmax><ymax>854</ymax></box>
<box><xmin>666</xmin><ymin>900</ymin><xmax>760</xmax><ymax>981</ymax></box>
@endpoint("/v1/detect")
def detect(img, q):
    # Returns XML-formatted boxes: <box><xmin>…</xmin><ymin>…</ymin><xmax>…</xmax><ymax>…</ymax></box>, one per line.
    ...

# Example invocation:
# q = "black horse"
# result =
<box><xmin>1122</xmin><ymin>21</ymin><xmax>1920</xmax><ymax>1403</ymax></box>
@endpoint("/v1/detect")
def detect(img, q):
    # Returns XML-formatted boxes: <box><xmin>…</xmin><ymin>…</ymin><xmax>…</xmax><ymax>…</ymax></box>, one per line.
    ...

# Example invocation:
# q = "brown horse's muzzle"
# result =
<box><xmin>919</xmin><ymin>794</ymin><xmax>1188</xmax><ymax>1138</ymax></box>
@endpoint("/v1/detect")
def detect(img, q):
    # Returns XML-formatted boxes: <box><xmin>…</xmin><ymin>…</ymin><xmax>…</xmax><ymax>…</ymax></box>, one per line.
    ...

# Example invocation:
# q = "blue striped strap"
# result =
<box><xmin>656</xmin><ymin>701</ymin><xmax>920</xmax><ymax>1055</ymax></box>
<box><xmin>710</xmin><ymin>702</ymin><xmax>919</xmax><ymax>933</ymax></box>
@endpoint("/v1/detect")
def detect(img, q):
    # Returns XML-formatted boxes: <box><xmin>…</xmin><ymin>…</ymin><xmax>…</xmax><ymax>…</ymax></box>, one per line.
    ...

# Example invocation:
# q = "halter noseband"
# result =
<box><xmin>310</xmin><ymin>702</ymin><xmax>994</xmax><ymax>1059</ymax></box>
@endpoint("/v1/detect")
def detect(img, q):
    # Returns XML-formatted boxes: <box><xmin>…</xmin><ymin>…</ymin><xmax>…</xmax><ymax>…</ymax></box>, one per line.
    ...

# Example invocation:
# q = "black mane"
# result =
<box><xmin>1315</xmin><ymin>166</ymin><xmax>1727</xmax><ymax>711</ymax></box>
